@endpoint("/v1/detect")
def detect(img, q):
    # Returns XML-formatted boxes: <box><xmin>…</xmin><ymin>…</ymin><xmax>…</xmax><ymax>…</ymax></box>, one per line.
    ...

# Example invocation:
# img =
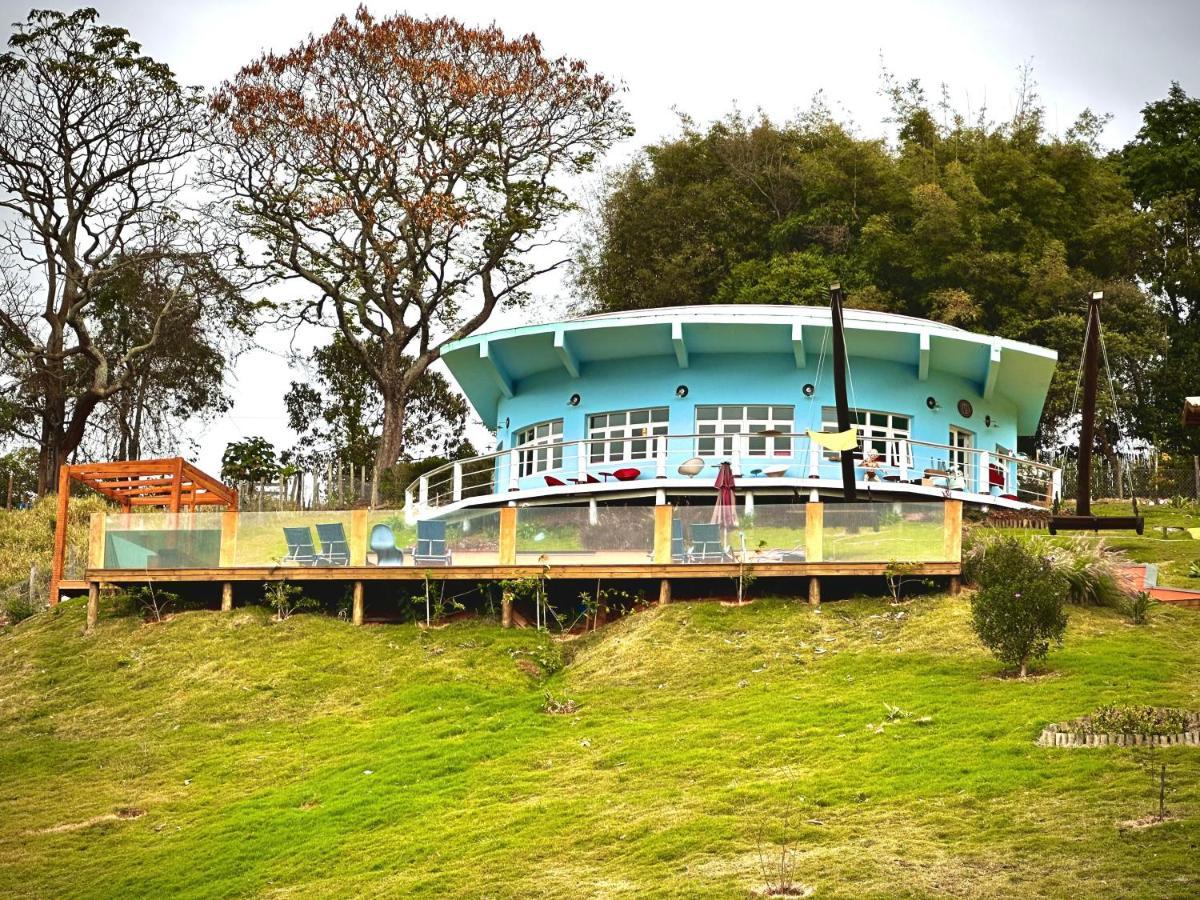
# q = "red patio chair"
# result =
<box><xmin>544</xmin><ymin>475</ymin><xmax>568</xmax><ymax>487</ymax></box>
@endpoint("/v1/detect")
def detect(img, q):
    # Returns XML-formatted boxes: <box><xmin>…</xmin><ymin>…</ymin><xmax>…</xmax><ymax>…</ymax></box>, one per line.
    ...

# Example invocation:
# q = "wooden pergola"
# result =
<box><xmin>50</xmin><ymin>458</ymin><xmax>236</xmax><ymax>605</ymax></box>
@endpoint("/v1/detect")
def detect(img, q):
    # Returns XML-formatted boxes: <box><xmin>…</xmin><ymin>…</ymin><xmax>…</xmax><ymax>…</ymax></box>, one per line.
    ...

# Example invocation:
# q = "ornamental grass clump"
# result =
<box><xmin>1051</xmin><ymin>537</ymin><xmax>1132</xmax><ymax>608</ymax></box>
<box><xmin>969</xmin><ymin>535</ymin><xmax>1068</xmax><ymax>678</ymax></box>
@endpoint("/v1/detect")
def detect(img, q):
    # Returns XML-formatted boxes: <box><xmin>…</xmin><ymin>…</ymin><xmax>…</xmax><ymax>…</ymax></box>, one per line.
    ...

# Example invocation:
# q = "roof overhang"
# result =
<box><xmin>441</xmin><ymin>305</ymin><xmax>1058</xmax><ymax>436</ymax></box>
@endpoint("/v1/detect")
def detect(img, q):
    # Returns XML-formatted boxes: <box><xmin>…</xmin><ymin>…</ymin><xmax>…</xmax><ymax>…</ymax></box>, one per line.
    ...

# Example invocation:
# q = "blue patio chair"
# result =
<box><xmin>413</xmin><ymin>519</ymin><xmax>452</xmax><ymax>566</ymax></box>
<box><xmin>370</xmin><ymin>523</ymin><xmax>404</xmax><ymax>567</ymax></box>
<box><xmin>315</xmin><ymin>522</ymin><xmax>351</xmax><ymax>566</ymax></box>
<box><xmin>282</xmin><ymin>526</ymin><xmax>319</xmax><ymax>566</ymax></box>
<box><xmin>671</xmin><ymin>518</ymin><xmax>686</xmax><ymax>562</ymax></box>
<box><xmin>688</xmin><ymin>523</ymin><xmax>728</xmax><ymax>562</ymax></box>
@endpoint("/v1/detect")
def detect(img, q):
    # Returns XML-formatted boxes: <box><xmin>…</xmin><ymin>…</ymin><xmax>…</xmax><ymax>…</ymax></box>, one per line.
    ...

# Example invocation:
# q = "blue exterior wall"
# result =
<box><xmin>497</xmin><ymin>352</ymin><xmax>1019</xmax><ymax>455</ymax></box>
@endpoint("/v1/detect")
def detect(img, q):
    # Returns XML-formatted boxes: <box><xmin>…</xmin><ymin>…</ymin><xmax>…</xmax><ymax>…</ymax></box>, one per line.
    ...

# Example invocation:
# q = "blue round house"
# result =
<box><xmin>407</xmin><ymin>305</ymin><xmax>1060</xmax><ymax>519</ymax></box>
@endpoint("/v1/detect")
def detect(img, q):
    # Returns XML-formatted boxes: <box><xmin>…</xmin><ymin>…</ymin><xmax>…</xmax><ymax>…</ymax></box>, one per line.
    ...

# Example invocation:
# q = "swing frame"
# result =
<box><xmin>1048</xmin><ymin>292</ymin><xmax>1144</xmax><ymax>535</ymax></box>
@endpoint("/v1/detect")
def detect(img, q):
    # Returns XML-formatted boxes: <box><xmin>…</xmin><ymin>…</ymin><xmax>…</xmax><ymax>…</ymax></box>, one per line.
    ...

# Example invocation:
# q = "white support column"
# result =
<box><xmin>731</xmin><ymin>434</ymin><xmax>744</xmax><ymax>477</ymax></box>
<box><xmin>418</xmin><ymin>475</ymin><xmax>430</xmax><ymax>511</ymax></box>
<box><xmin>744</xmin><ymin>490</ymin><xmax>755</xmax><ymax>516</ymax></box>
<box><xmin>588</xmin><ymin>496</ymin><xmax>598</xmax><ymax>525</ymax></box>
<box><xmin>508</xmin><ymin>448</ymin><xmax>520</xmax><ymax>492</ymax></box>
<box><xmin>577</xmin><ymin>440</ymin><xmax>588</xmax><ymax>482</ymax></box>
<box><xmin>1051</xmin><ymin>467</ymin><xmax>1063</xmax><ymax>504</ymax></box>
<box><xmin>808</xmin><ymin>441</ymin><xmax>820</xmax><ymax>478</ymax></box>
<box><xmin>656</xmin><ymin>436</ymin><xmax>668</xmax><ymax>478</ymax></box>
<box><xmin>452</xmin><ymin>462</ymin><xmax>463</xmax><ymax>502</ymax></box>
<box><xmin>978</xmin><ymin>450</ymin><xmax>990</xmax><ymax>497</ymax></box>
<box><xmin>655</xmin><ymin>487</ymin><xmax>666</xmax><ymax>505</ymax></box>
<box><xmin>897</xmin><ymin>440</ymin><xmax>909</xmax><ymax>482</ymax></box>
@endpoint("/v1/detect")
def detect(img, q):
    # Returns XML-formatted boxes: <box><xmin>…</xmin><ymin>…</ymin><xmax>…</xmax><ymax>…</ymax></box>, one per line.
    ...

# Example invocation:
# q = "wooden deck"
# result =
<box><xmin>85</xmin><ymin>561</ymin><xmax>960</xmax><ymax>583</ymax></box>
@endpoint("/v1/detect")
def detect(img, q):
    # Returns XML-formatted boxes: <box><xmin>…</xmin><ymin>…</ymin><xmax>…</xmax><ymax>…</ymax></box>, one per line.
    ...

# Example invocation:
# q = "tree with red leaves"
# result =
<box><xmin>210</xmin><ymin>7</ymin><xmax>629</xmax><ymax>502</ymax></box>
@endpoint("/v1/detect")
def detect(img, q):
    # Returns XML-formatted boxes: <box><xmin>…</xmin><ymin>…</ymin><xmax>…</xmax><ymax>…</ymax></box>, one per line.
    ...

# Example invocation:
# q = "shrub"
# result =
<box><xmin>264</xmin><ymin>582</ymin><xmax>317</xmax><ymax>620</ymax></box>
<box><xmin>968</xmin><ymin>535</ymin><xmax>1068</xmax><ymax>677</ymax></box>
<box><xmin>1123</xmin><ymin>591</ymin><xmax>1153</xmax><ymax>625</ymax></box>
<box><xmin>1</xmin><ymin>589</ymin><xmax>39</xmax><ymax>625</ymax></box>
<box><xmin>1052</xmin><ymin>538</ymin><xmax>1132</xmax><ymax>608</ymax></box>
<box><xmin>126</xmin><ymin>585</ymin><xmax>182</xmax><ymax>623</ymax></box>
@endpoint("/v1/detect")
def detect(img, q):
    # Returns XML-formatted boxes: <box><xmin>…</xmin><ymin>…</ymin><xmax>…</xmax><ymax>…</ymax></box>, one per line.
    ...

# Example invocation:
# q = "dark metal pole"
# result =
<box><xmin>830</xmin><ymin>284</ymin><xmax>858</xmax><ymax>502</ymax></box>
<box><xmin>1076</xmin><ymin>292</ymin><xmax>1102</xmax><ymax>517</ymax></box>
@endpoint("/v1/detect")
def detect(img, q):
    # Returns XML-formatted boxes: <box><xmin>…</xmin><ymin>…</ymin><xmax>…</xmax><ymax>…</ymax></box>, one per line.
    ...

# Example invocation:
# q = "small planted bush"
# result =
<box><xmin>969</xmin><ymin>535</ymin><xmax>1068</xmax><ymax>677</ymax></box>
<box><xmin>265</xmin><ymin>582</ymin><xmax>318</xmax><ymax>620</ymax></box>
<box><xmin>1123</xmin><ymin>591</ymin><xmax>1153</xmax><ymax>625</ymax></box>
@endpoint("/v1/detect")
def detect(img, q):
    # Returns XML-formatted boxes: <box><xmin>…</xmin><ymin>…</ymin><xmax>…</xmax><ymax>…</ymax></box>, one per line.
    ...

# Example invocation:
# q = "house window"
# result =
<box><xmin>820</xmin><ymin>408</ymin><xmax>911</xmax><ymax>466</ymax></box>
<box><xmin>948</xmin><ymin>426</ymin><xmax>974</xmax><ymax>476</ymax></box>
<box><xmin>696</xmin><ymin>405</ymin><xmax>794</xmax><ymax>457</ymax></box>
<box><xmin>514</xmin><ymin>419</ymin><xmax>563</xmax><ymax>476</ymax></box>
<box><xmin>589</xmin><ymin>407</ymin><xmax>669</xmax><ymax>464</ymax></box>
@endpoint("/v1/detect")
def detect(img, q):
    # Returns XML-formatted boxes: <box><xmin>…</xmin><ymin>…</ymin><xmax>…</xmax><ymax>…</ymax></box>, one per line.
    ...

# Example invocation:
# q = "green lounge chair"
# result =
<box><xmin>413</xmin><ymin>520</ymin><xmax>452</xmax><ymax>566</ymax></box>
<box><xmin>688</xmin><ymin>523</ymin><xmax>728</xmax><ymax>562</ymax></box>
<box><xmin>315</xmin><ymin>522</ymin><xmax>351</xmax><ymax>566</ymax></box>
<box><xmin>282</xmin><ymin>527</ymin><xmax>319</xmax><ymax>566</ymax></box>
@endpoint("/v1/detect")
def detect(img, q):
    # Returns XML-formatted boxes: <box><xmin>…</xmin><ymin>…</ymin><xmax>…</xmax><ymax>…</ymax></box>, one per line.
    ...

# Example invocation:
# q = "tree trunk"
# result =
<box><xmin>372</xmin><ymin>389</ymin><xmax>407</xmax><ymax>507</ymax></box>
<box><xmin>1019</xmin><ymin>659</ymin><xmax>1028</xmax><ymax>679</ymax></box>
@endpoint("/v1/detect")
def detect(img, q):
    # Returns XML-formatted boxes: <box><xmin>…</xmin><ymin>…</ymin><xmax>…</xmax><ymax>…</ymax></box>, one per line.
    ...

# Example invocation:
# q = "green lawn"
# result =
<box><xmin>1</xmin><ymin>595</ymin><xmax>1198</xmax><ymax>897</ymax></box>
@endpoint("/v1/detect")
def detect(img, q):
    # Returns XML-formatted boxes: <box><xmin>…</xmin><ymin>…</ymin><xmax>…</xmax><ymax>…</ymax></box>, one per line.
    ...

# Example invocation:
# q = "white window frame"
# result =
<box><xmin>696</xmin><ymin>404</ymin><xmax>794</xmax><ymax>457</ymax></box>
<box><xmin>820</xmin><ymin>407</ymin><xmax>912</xmax><ymax>467</ymax></box>
<box><xmin>514</xmin><ymin>419</ymin><xmax>563</xmax><ymax>476</ymax></box>
<box><xmin>588</xmin><ymin>407</ymin><xmax>669</xmax><ymax>464</ymax></box>
<box><xmin>947</xmin><ymin>426</ymin><xmax>974</xmax><ymax>477</ymax></box>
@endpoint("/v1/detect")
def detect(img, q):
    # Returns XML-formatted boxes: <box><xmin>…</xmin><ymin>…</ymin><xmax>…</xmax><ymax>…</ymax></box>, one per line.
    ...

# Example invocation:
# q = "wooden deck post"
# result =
<box><xmin>49</xmin><ymin>464</ymin><xmax>71</xmax><ymax>606</ymax></box>
<box><xmin>351</xmin><ymin>581</ymin><xmax>364</xmax><ymax>626</ymax></box>
<box><xmin>87</xmin><ymin>512</ymin><xmax>106</xmax><ymax>570</ymax></box>
<box><xmin>501</xmin><ymin>590</ymin><xmax>513</xmax><ymax>628</ymax></box>
<box><xmin>499</xmin><ymin>506</ymin><xmax>517</xmax><ymax>565</ymax></box>
<box><xmin>653</xmin><ymin>504</ymin><xmax>673</xmax><ymax>564</ymax></box>
<box><xmin>805</xmin><ymin>502</ymin><xmax>824</xmax><ymax>563</ymax></box>
<box><xmin>221</xmin><ymin>582</ymin><xmax>234</xmax><ymax>612</ymax></box>
<box><xmin>943</xmin><ymin>500</ymin><xmax>963</xmax><ymax>562</ymax></box>
<box><xmin>86</xmin><ymin>581</ymin><xmax>99</xmax><ymax>633</ymax></box>
<box><xmin>949</xmin><ymin>575</ymin><xmax>962</xmax><ymax>596</ymax></box>
<box><xmin>658</xmin><ymin>578</ymin><xmax>671</xmax><ymax>606</ymax></box>
<box><xmin>219</xmin><ymin>509</ymin><xmax>239</xmax><ymax>568</ymax></box>
<box><xmin>349</xmin><ymin>509</ymin><xmax>368</xmax><ymax>566</ymax></box>
<box><xmin>808</xmin><ymin>576</ymin><xmax>821</xmax><ymax>606</ymax></box>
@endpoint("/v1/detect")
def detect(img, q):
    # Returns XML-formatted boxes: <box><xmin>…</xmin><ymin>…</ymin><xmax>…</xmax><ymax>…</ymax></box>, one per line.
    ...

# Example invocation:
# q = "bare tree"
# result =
<box><xmin>210</xmin><ymin>8</ymin><xmax>630</xmax><ymax>503</ymax></box>
<box><xmin>0</xmin><ymin>9</ymin><xmax>226</xmax><ymax>492</ymax></box>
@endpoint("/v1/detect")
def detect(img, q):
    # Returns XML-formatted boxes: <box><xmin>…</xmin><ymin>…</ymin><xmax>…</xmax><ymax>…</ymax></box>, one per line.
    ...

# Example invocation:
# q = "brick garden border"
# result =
<box><xmin>1038</xmin><ymin>709</ymin><xmax>1200</xmax><ymax>748</ymax></box>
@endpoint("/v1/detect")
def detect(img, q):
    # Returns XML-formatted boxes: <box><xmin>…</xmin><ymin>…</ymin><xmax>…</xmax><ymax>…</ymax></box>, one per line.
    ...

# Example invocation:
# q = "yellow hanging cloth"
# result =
<box><xmin>807</xmin><ymin>428</ymin><xmax>859</xmax><ymax>452</ymax></box>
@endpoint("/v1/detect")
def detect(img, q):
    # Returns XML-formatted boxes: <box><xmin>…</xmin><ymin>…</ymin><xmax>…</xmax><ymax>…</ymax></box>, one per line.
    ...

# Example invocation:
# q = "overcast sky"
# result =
<box><xmin>4</xmin><ymin>0</ymin><xmax>1198</xmax><ymax>474</ymax></box>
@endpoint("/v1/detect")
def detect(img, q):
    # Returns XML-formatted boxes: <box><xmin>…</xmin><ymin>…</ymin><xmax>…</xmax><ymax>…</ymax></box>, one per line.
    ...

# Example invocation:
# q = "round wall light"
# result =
<box><xmin>503</xmin><ymin>417</ymin><xmax>510</xmax><ymax>429</ymax></box>
<box><xmin>568</xmin><ymin>393</ymin><xmax>581</xmax><ymax>407</ymax></box>
<box><xmin>926</xmin><ymin>396</ymin><xmax>940</xmax><ymax>411</ymax></box>
<box><xmin>675</xmin><ymin>384</ymin><xmax>689</xmax><ymax>398</ymax></box>
<box><xmin>802</xmin><ymin>383</ymin><xmax>816</xmax><ymax>397</ymax></box>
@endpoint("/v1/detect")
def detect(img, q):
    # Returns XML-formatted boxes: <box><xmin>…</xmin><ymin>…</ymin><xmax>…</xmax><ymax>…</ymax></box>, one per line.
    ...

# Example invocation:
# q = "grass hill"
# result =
<box><xmin>1</xmin><ymin>594</ymin><xmax>1198</xmax><ymax>897</ymax></box>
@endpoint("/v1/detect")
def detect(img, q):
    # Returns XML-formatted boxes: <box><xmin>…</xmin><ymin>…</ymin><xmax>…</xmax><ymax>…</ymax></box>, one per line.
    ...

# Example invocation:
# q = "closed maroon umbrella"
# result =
<box><xmin>711</xmin><ymin>461</ymin><xmax>738</xmax><ymax>529</ymax></box>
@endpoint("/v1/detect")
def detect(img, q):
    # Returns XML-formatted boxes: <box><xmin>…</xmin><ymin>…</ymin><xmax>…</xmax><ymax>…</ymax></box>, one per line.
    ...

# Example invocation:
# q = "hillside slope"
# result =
<box><xmin>1</xmin><ymin>597</ymin><xmax>1198</xmax><ymax>898</ymax></box>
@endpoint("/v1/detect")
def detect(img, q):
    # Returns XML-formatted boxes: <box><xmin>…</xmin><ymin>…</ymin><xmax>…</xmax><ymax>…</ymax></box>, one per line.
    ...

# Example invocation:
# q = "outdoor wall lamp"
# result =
<box><xmin>802</xmin><ymin>383</ymin><xmax>815</xmax><ymax>397</ymax></box>
<box><xmin>568</xmin><ymin>393</ymin><xmax>581</xmax><ymax>407</ymax></box>
<box><xmin>675</xmin><ymin>384</ymin><xmax>689</xmax><ymax>398</ymax></box>
<box><xmin>926</xmin><ymin>396</ymin><xmax>941</xmax><ymax>411</ymax></box>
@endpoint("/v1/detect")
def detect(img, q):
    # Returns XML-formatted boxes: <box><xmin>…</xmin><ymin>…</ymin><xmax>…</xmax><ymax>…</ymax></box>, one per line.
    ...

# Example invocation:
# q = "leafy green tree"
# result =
<box><xmin>0</xmin><ymin>445</ymin><xmax>37</xmax><ymax>508</ymax></box>
<box><xmin>969</xmin><ymin>536</ymin><xmax>1068</xmax><ymax>677</ymax></box>
<box><xmin>578</xmin><ymin>79</ymin><xmax>1162</xmax><ymax>450</ymax></box>
<box><xmin>1122</xmin><ymin>82</ymin><xmax>1200</xmax><ymax>456</ymax></box>
<box><xmin>221</xmin><ymin>437</ymin><xmax>279</xmax><ymax>486</ymax></box>
<box><xmin>0</xmin><ymin>9</ymin><xmax>242</xmax><ymax>493</ymax></box>
<box><xmin>284</xmin><ymin>333</ymin><xmax>469</xmax><ymax>473</ymax></box>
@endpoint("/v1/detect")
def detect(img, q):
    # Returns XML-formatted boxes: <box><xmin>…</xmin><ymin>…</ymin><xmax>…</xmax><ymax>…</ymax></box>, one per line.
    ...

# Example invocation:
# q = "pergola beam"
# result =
<box><xmin>671</xmin><ymin>321</ymin><xmax>689</xmax><ymax>368</ymax></box>
<box><xmin>982</xmin><ymin>339</ymin><xmax>1002</xmax><ymax>400</ymax></box>
<box><xmin>553</xmin><ymin>329</ymin><xmax>580</xmax><ymax>378</ymax></box>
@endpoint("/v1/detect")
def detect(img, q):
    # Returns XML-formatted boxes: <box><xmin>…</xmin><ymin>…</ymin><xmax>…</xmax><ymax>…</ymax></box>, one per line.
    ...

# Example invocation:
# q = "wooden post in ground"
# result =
<box><xmin>86</xmin><ymin>582</ymin><xmax>99</xmax><ymax>633</ymax></box>
<box><xmin>949</xmin><ymin>576</ymin><xmax>962</xmax><ymax>596</ymax></box>
<box><xmin>808</xmin><ymin>576</ymin><xmax>821</xmax><ymax>606</ymax></box>
<box><xmin>352</xmin><ymin>581</ymin><xmax>364</xmax><ymax>626</ymax></box>
<box><xmin>221</xmin><ymin>583</ymin><xmax>234</xmax><ymax>612</ymax></box>
<box><xmin>658</xmin><ymin>578</ymin><xmax>671</xmax><ymax>606</ymax></box>
<box><xmin>49</xmin><ymin>464</ymin><xmax>71</xmax><ymax>607</ymax></box>
<box><xmin>501</xmin><ymin>590</ymin><xmax>513</xmax><ymax>628</ymax></box>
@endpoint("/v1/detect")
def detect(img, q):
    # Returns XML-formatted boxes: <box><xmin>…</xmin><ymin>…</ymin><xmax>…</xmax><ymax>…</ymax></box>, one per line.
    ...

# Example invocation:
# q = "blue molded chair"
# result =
<box><xmin>282</xmin><ymin>527</ymin><xmax>319</xmax><ymax>566</ymax></box>
<box><xmin>413</xmin><ymin>519</ymin><xmax>452</xmax><ymax>566</ymax></box>
<box><xmin>688</xmin><ymin>523</ymin><xmax>728</xmax><ymax>562</ymax></box>
<box><xmin>370</xmin><ymin>524</ymin><xmax>404</xmax><ymax>567</ymax></box>
<box><xmin>315</xmin><ymin>522</ymin><xmax>351</xmax><ymax>566</ymax></box>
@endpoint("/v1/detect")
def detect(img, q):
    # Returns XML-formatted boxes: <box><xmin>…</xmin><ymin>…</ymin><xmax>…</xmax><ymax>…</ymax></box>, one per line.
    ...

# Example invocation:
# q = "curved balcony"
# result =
<box><xmin>404</xmin><ymin>432</ymin><xmax>1060</xmax><ymax>521</ymax></box>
